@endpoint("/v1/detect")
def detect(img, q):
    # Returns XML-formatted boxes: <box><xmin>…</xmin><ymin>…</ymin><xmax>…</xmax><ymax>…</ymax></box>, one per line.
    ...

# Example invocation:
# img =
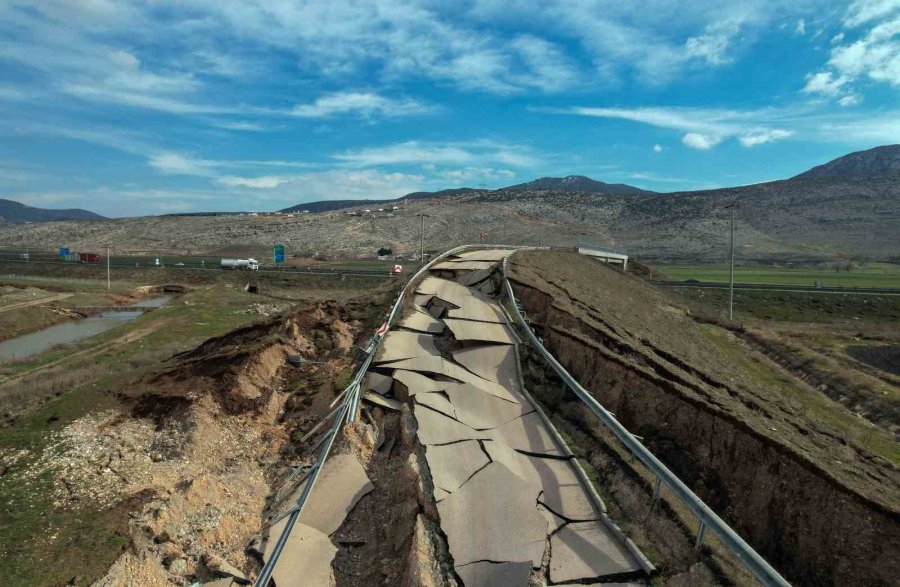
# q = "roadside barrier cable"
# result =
<box><xmin>500</xmin><ymin>253</ymin><xmax>791</xmax><ymax>587</ymax></box>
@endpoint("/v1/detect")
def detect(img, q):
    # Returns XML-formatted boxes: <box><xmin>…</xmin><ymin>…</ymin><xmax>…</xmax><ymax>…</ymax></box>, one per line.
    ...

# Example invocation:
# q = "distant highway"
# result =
<box><xmin>652</xmin><ymin>279</ymin><xmax>900</xmax><ymax>295</ymax></box>
<box><xmin>0</xmin><ymin>253</ymin><xmax>401</xmax><ymax>279</ymax></box>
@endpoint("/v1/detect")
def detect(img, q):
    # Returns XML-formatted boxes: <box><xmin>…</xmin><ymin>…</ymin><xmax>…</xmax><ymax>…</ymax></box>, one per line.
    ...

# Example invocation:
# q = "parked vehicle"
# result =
<box><xmin>220</xmin><ymin>258</ymin><xmax>259</xmax><ymax>271</ymax></box>
<box><xmin>78</xmin><ymin>252</ymin><xmax>102</xmax><ymax>263</ymax></box>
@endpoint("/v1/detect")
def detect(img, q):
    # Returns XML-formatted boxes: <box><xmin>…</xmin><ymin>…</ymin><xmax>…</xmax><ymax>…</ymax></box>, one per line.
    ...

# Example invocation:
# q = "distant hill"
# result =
<box><xmin>793</xmin><ymin>144</ymin><xmax>900</xmax><ymax>180</ymax></box>
<box><xmin>280</xmin><ymin>199</ymin><xmax>385</xmax><ymax>214</ymax></box>
<box><xmin>279</xmin><ymin>176</ymin><xmax>650</xmax><ymax>213</ymax></box>
<box><xmin>0</xmin><ymin>198</ymin><xmax>105</xmax><ymax>223</ymax></box>
<box><xmin>402</xmin><ymin>188</ymin><xmax>479</xmax><ymax>200</ymax></box>
<box><xmin>503</xmin><ymin>175</ymin><xmax>654</xmax><ymax>195</ymax></box>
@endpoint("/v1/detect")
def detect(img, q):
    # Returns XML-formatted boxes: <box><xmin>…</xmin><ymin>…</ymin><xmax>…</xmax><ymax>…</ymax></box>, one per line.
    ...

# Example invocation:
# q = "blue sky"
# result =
<box><xmin>0</xmin><ymin>0</ymin><xmax>898</xmax><ymax>217</ymax></box>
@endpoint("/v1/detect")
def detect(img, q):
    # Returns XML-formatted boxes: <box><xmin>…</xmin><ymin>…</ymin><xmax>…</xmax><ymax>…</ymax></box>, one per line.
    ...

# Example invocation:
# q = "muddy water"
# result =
<box><xmin>0</xmin><ymin>295</ymin><xmax>172</xmax><ymax>362</ymax></box>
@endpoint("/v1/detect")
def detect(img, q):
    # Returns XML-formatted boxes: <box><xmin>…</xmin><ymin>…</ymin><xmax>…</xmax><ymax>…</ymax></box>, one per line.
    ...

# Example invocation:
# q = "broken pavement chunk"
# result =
<box><xmin>455</xmin><ymin>560</ymin><xmax>532</xmax><ymax>586</ymax></box>
<box><xmin>453</xmin><ymin>344</ymin><xmax>522</xmax><ymax>392</ymax></box>
<box><xmin>444</xmin><ymin>383</ymin><xmax>532</xmax><ymax>430</ymax></box>
<box><xmin>549</xmin><ymin>521</ymin><xmax>643</xmax><ymax>583</ymax></box>
<box><xmin>374</xmin><ymin>330</ymin><xmax>439</xmax><ymax>363</ymax></box>
<box><xmin>437</xmin><ymin>461</ymin><xmax>547</xmax><ymax>568</ymax></box>
<box><xmin>412</xmin><ymin>403</ymin><xmax>491</xmax><ymax>445</ymax></box>
<box><xmin>490</xmin><ymin>412</ymin><xmax>569</xmax><ymax>457</ymax></box>
<box><xmin>444</xmin><ymin>318</ymin><xmax>514</xmax><ymax>344</ymax></box>
<box><xmin>284</xmin><ymin>452</ymin><xmax>374</xmax><ymax>536</ymax></box>
<box><xmin>263</xmin><ymin>519</ymin><xmax>337</xmax><ymax>587</ymax></box>
<box><xmin>364</xmin><ymin>371</ymin><xmax>393</xmax><ymax>395</ymax></box>
<box><xmin>424</xmin><ymin>440</ymin><xmax>490</xmax><ymax>494</ymax></box>
<box><xmin>399</xmin><ymin>308</ymin><xmax>445</xmax><ymax>334</ymax></box>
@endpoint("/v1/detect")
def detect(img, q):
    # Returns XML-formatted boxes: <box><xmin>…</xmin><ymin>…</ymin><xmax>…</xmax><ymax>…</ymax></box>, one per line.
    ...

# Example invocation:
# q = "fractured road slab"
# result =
<box><xmin>445</xmin><ymin>383</ymin><xmax>532</xmax><ymax>430</ymax></box>
<box><xmin>437</xmin><ymin>461</ymin><xmax>547</xmax><ymax>568</ymax></box>
<box><xmin>490</xmin><ymin>412</ymin><xmax>569</xmax><ymax>457</ymax></box>
<box><xmin>425</xmin><ymin>439</ymin><xmax>490</xmax><ymax>494</ymax></box>
<box><xmin>399</xmin><ymin>308</ymin><xmax>445</xmax><ymax>334</ymax></box>
<box><xmin>285</xmin><ymin>452</ymin><xmax>374</xmax><ymax>536</ymax></box>
<box><xmin>444</xmin><ymin>318</ymin><xmax>514</xmax><ymax>344</ymax></box>
<box><xmin>453</xmin><ymin>344</ymin><xmax>522</xmax><ymax>392</ymax></box>
<box><xmin>374</xmin><ymin>330</ymin><xmax>438</xmax><ymax>363</ymax></box>
<box><xmin>413</xmin><ymin>403</ymin><xmax>491</xmax><ymax>445</ymax></box>
<box><xmin>550</xmin><ymin>521</ymin><xmax>644</xmax><ymax>583</ymax></box>
<box><xmin>455</xmin><ymin>560</ymin><xmax>532</xmax><ymax>586</ymax></box>
<box><xmin>263</xmin><ymin>519</ymin><xmax>337</xmax><ymax>587</ymax></box>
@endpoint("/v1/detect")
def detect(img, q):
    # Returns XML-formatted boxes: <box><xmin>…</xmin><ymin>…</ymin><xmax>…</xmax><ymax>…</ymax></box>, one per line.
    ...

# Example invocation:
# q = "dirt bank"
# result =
<box><xmin>7</xmin><ymin>295</ymin><xmax>385</xmax><ymax>586</ymax></box>
<box><xmin>509</xmin><ymin>251</ymin><xmax>900</xmax><ymax>587</ymax></box>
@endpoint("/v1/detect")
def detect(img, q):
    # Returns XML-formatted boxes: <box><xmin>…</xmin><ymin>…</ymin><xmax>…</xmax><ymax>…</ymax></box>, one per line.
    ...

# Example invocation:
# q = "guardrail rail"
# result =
<box><xmin>500</xmin><ymin>251</ymin><xmax>790</xmax><ymax>587</ymax></box>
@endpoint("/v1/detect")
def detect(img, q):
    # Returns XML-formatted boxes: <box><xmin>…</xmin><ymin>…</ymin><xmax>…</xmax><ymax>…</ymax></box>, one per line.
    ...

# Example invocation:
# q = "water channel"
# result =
<box><xmin>0</xmin><ymin>295</ymin><xmax>172</xmax><ymax>362</ymax></box>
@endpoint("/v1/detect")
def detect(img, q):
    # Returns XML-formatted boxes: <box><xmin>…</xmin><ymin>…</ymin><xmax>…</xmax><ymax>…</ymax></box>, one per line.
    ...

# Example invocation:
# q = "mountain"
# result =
<box><xmin>793</xmin><ymin>144</ymin><xmax>900</xmax><ymax>180</ymax></box>
<box><xmin>402</xmin><ymin>187</ymin><xmax>479</xmax><ymax>200</ymax></box>
<box><xmin>0</xmin><ymin>198</ymin><xmax>106</xmax><ymax>223</ymax></box>
<box><xmin>503</xmin><ymin>175</ymin><xmax>655</xmax><ymax>195</ymax></box>
<box><xmin>281</xmin><ymin>199</ymin><xmax>384</xmax><ymax>213</ymax></box>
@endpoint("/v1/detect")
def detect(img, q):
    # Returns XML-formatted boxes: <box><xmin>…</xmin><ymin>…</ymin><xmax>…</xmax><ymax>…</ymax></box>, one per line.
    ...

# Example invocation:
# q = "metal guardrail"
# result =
<box><xmin>500</xmin><ymin>253</ymin><xmax>790</xmax><ymax>587</ymax></box>
<box><xmin>256</xmin><ymin>244</ymin><xmax>789</xmax><ymax>587</ymax></box>
<box><xmin>254</xmin><ymin>243</ymin><xmax>509</xmax><ymax>586</ymax></box>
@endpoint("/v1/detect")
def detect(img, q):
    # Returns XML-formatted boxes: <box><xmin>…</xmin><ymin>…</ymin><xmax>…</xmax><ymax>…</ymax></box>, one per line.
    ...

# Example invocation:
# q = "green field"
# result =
<box><xmin>655</xmin><ymin>262</ymin><xmax>900</xmax><ymax>289</ymax></box>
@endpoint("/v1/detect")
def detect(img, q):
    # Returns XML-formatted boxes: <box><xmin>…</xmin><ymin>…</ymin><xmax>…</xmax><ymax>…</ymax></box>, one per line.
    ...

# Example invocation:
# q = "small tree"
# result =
<box><xmin>377</xmin><ymin>247</ymin><xmax>393</xmax><ymax>256</ymax></box>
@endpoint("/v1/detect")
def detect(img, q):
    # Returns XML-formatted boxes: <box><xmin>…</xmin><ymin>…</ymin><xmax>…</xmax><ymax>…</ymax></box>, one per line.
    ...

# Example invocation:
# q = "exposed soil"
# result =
<box><xmin>509</xmin><ymin>250</ymin><xmax>900</xmax><ymax>587</ymax></box>
<box><xmin>846</xmin><ymin>344</ymin><xmax>900</xmax><ymax>376</ymax></box>
<box><xmin>6</xmin><ymin>294</ymin><xmax>387</xmax><ymax>586</ymax></box>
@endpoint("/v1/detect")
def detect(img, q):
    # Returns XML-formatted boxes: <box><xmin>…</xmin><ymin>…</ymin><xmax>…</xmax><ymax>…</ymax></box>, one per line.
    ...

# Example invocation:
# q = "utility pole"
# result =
<box><xmin>728</xmin><ymin>206</ymin><xmax>735</xmax><ymax>321</ymax></box>
<box><xmin>106</xmin><ymin>244</ymin><xmax>111</xmax><ymax>290</ymax></box>
<box><xmin>417</xmin><ymin>213</ymin><xmax>429</xmax><ymax>262</ymax></box>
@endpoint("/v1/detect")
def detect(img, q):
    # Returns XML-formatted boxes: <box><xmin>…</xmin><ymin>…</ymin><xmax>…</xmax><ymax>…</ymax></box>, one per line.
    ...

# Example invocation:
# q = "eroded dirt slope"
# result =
<box><xmin>10</xmin><ymin>296</ymin><xmax>383</xmax><ymax>586</ymax></box>
<box><xmin>509</xmin><ymin>250</ymin><xmax>900</xmax><ymax>587</ymax></box>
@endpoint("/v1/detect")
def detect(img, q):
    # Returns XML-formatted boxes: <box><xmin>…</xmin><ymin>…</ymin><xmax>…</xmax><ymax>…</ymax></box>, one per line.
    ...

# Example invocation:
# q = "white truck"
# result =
<box><xmin>220</xmin><ymin>258</ymin><xmax>259</xmax><ymax>271</ymax></box>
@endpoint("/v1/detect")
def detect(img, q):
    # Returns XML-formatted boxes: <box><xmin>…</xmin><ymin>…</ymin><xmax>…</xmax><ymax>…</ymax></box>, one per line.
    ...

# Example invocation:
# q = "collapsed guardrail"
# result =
<box><xmin>500</xmin><ymin>252</ymin><xmax>790</xmax><ymax>587</ymax></box>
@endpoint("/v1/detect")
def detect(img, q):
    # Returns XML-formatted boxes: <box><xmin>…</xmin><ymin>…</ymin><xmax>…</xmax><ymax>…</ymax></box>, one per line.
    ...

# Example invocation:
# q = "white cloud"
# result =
<box><xmin>333</xmin><ymin>140</ymin><xmax>538</xmax><ymax>168</ymax></box>
<box><xmin>839</xmin><ymin>94</ymin><xmax>863</xmax><ymax>106</ymax></box>
<box><xmin>803</xmin><ymin>71</ymin><xmax>849</xmax><ymax>94</ymax></box>
<box><xmin>803</xmin><ymin>0</ymin><xmax>900</xmax><ymax>101</ymax></box>
<box><xmin>438</xmin><ymin>167</ymin><xmax>516</xmax><ymax>183</ymax></box>
<box><xmin>684</xmin><ymin>21</ymin><xmax>741</xmax><ymax>66</ymax></box>
<box><xmin>652</xmin><ymin>144</ymin><xmax>663</xmax><ymax>152</ymax></box>
<box><xmin>552</xmin><ymin>106</ymin><xmax>794</xmax><ymax>149</ymax></box>
<box><xmin>147</xmin><ymin>153</ymin><xmax>219</xmax><ymax>176</ymax></box>
<box><xmin>844</xmin><ymin>0</ymin><xmax>900</xmax><ymax>27</ymax></box>
<box><xmin>796</xmin><ymin>19</ymin><xmax>807</xmax><ymax>35</ymax></box>
<box><xmin>738</xmin><ymin>129</ymin><xmax>793</xmax><ymax>146</ymax></box>
<box><xmin>217</xmin><ymin>175</ymin><xmax>289</xmax><ymax>189</ymax></box>
<box><xmin>682</xmin><ymin>133</ymin><xmax>722</xmax><ymax>150</ymax></box>
<box><xmin>291</xmin><ymin>92</ymin><xmax>435</xmax><ymax>119</ymax></box>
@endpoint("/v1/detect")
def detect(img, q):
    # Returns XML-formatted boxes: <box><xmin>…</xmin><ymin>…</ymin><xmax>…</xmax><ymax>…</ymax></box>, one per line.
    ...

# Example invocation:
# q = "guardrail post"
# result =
<box><xmin>695</xmin><ymin>520</ymin><xmax>707</xmax><ymax>551</ymax></box>
<box><xmin>650</xmin><ymin>476</ymin><xmax>661</xmax><ymax>513</ymax></box>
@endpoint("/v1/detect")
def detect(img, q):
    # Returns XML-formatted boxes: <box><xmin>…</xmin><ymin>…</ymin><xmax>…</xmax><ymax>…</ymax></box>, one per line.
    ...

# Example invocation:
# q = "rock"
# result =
<box><xmin>167</xmin><ymin>557</ymin><xmax>188</xmax><ymax>575</ymax></box>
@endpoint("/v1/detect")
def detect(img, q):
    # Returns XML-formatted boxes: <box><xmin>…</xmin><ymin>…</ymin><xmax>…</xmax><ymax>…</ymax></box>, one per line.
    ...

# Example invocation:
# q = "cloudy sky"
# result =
<box><xmin>1</xmin><ymin>0</ymin><xmax>898</xmax><ymax>216</ymax></box>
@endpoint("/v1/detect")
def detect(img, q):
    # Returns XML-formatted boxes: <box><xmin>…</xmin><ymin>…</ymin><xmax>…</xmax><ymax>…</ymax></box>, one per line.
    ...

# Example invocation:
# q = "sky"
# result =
<box><xmin>0</xmin><ymin>0</ymin><xmax>898</xmax><ymax>217</ymax></box>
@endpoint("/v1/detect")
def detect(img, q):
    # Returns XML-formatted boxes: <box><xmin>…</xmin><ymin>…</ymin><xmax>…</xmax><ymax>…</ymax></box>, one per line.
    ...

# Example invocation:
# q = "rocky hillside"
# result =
<box><xmin>503</xmin><ymin>175</ymin><xmax>654</xmax><ymax>194</ymax></box>
<box><xmin>1</xmin><ymin>146</ymin><xmax>897</xmax><ymax>260</ymax></box>
<box><xmin>0</xmin><ymin>198</ymin><xmax>105</xmax><ymax>223</ymax></box>
<box><xmin>793</xmin><ymin>144</ymin><xmax>900</xmax><ymax>180</ymax></box>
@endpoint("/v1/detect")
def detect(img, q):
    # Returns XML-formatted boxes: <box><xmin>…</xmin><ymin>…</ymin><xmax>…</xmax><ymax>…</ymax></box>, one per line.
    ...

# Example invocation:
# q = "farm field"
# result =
<box><xmin>654</xmin><ymin>262</ymin><xmax>900</xmax><ymax>289</ymax></box>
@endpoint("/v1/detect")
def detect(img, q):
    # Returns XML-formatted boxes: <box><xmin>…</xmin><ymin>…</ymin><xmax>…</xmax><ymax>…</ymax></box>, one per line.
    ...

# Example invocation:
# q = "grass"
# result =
<box><xmin>654</xmin><ymin>262</ymin><xmax>900</xmax><ymax>289</ymax></box>
<box><xmin>698</xmin><ymin>324</ymin><xmax>899</xmax><ymax>466</ymax></box>
<box><xmin>668</xmin><ymin>287</ymin><xmax>900</xmax><ymax>323</ymax></box>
